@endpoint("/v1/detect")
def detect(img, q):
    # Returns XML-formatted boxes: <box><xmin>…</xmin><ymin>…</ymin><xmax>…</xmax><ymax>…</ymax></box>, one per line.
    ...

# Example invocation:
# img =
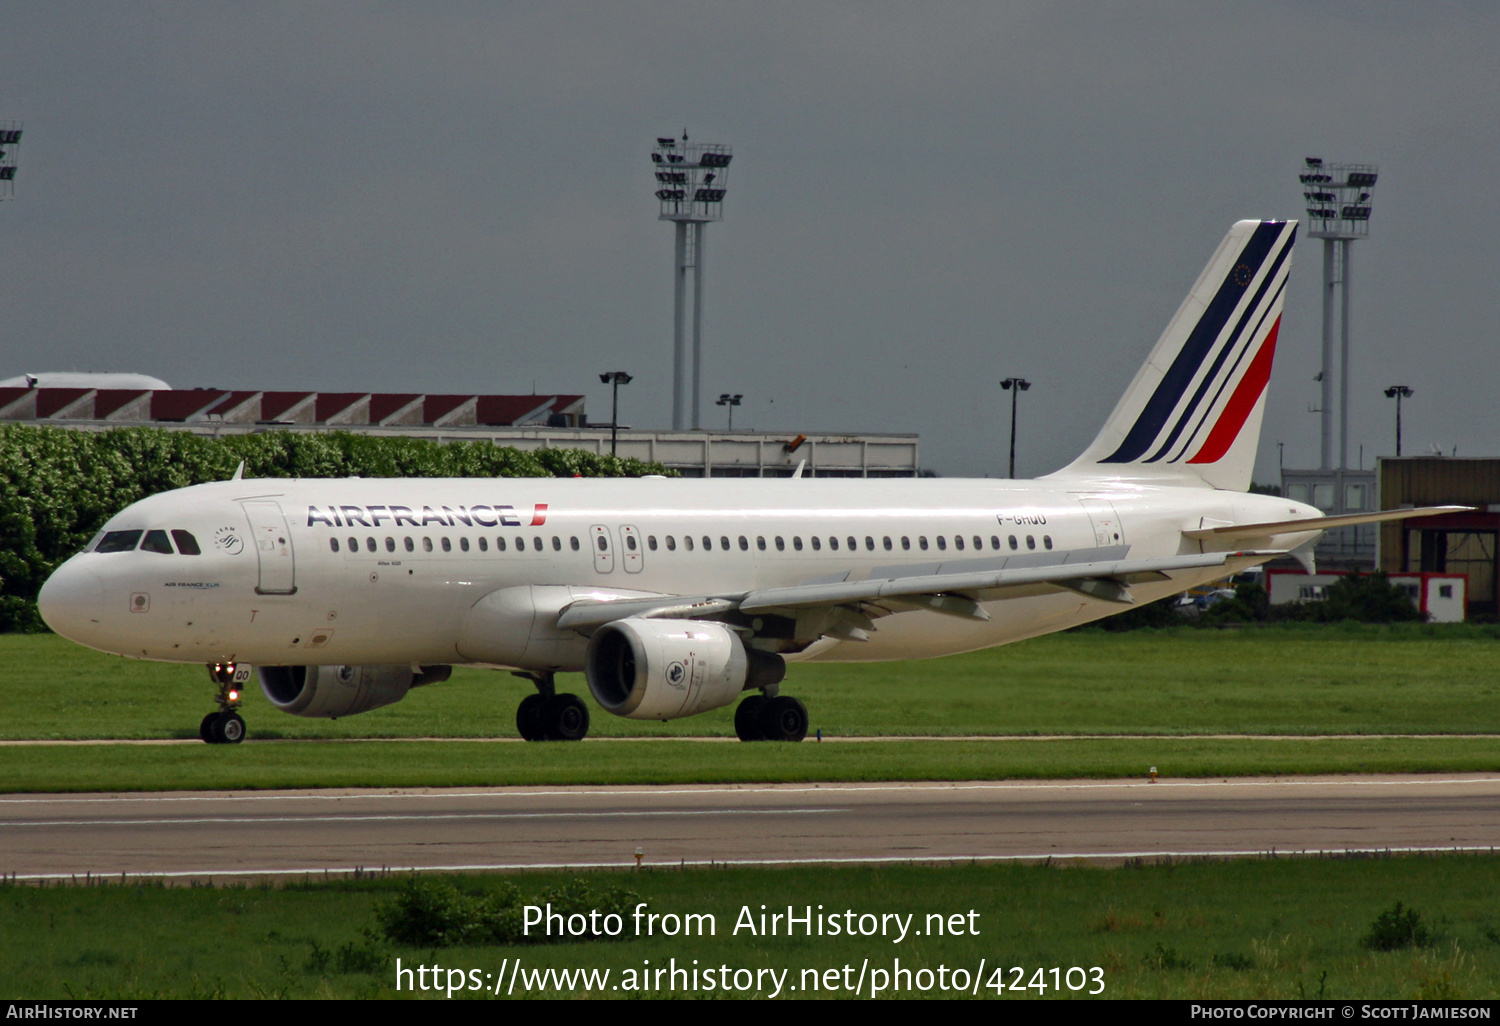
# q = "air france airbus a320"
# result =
<box><xmin>38</xmin><ymin>220</ymin><xmax>1459</xmax><ymax>744</ymax></box>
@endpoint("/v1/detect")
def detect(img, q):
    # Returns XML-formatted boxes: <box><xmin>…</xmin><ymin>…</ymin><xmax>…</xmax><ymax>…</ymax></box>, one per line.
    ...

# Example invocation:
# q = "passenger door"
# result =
<box><xmin>243</xmin><ymin>500</ymin><xmax>297</xmax><ymax>594</ymax></box>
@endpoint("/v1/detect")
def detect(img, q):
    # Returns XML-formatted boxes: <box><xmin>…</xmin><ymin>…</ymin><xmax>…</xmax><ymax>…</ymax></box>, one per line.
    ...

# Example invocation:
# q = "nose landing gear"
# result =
<box><xmin>201</xmin><ymin>662</ymin><xmax>250</xmax><ymax>744</ymax></box>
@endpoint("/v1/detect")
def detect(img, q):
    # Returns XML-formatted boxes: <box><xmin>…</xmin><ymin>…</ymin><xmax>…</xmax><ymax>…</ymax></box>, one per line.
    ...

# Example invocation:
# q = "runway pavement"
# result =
<box><xmin>2</xmin><ymin>774</ymin><xmax>1497</xmax><ymax>881</ymax></box>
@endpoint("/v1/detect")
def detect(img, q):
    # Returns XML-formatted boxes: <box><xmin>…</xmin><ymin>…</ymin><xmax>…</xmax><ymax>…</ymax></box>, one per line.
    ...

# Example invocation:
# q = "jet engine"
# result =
<box><xmin>585</xmin><ymin>618</ymin><xmax>785</xmax><ymax>721</ymax></box>
<box><xmin>258</xmin><ymin>664</ymin><xmax>451</xmax><ymax>718</ymax></box>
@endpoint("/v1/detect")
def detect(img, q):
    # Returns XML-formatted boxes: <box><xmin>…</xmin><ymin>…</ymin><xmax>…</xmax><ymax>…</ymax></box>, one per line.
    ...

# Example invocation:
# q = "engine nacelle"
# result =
<box><xmin>585</xmin><ymin>618</ymin><xmax>785</xmax><ymax>721</ymax></box>
<box><xmin>258</xmin><ymin>664</ymin><xmax>451</xmax><ymax>718</ymax></box>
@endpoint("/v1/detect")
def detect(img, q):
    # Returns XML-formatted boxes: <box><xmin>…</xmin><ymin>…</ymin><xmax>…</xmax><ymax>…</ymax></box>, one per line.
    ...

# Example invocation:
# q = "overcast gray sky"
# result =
<box><xmin>2</xmin><ymin>3</ymin><xmax>1495</xmax><ymax>480</ymax></box>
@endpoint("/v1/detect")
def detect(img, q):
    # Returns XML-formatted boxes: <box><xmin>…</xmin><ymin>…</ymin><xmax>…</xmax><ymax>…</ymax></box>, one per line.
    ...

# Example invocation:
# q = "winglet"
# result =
<box><xmin>231</xmin><ymin>460</ymin><xmax>245</xmax><ymax>481</ymax></box>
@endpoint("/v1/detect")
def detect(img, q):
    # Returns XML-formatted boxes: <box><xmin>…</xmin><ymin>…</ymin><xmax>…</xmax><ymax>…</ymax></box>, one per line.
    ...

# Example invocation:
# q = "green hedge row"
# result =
<box><xmin>0</xmin><ymin>425</ymin><xmax>668</xmax><ymax>632</ymax></box>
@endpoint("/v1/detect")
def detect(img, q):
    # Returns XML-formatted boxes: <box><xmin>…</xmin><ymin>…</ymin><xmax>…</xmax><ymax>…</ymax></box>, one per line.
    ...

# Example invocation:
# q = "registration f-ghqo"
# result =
<box><xmin>38</xmin><ymin>221</ymin><xmax>1460</xmax><ymax>744</ymax></box>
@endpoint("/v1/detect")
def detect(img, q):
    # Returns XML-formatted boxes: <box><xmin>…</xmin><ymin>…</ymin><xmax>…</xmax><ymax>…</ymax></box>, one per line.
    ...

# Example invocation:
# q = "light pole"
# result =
<box><xmin>599</xmin><ymin>371</ymin><xmax>633</xmax><ymax>456</ymax></box>
<box><xmin>1000</xmin><ymin>377</ymin><xmax>1030</xmax><ymax>478</ymax></box>
<box><xmin>716</xmin><ymin>393</ymin><xmax>743</xmax><ymax>431</ymax></box>
<box><xmin>1301</xmin><ymin>157</ymin><xmax>1378</xmax><ymax>468</ymax></box>
<box><xmin>652</xmin><ymin>134</ymin><xmax>733</xmax><ymax>429</ymax></box>
<box><xmin>1383</xmin><ymin>385</ymin><xmax>1413</xmax><ymax>457</ymax></box>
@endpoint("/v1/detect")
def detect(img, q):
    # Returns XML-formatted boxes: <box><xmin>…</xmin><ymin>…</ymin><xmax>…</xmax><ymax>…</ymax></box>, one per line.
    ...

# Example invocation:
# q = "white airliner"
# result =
<box><xmin>37</xmin><ymin>220</ymin><xmax>1459</xmax><ymax>745</ymax></box>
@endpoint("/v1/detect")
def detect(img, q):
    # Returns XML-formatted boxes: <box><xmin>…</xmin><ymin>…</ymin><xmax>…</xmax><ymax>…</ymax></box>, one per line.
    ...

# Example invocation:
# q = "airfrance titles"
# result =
<box><xmin>305</xmin><ymin>503</ymin><xmax>549</xmax><ymax>529</ymax></box>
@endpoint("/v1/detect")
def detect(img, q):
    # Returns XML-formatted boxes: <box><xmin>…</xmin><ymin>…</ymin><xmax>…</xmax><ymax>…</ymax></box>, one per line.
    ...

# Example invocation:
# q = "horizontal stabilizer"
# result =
<box><xmin>1182</xmin><ymin>506</ymin><xmax>1472</xmax><ymax>541</ymax></box>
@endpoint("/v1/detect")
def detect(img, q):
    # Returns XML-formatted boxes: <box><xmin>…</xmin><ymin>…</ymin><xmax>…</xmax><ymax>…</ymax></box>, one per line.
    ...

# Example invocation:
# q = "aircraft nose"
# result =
<box><xmin>37</xmin><ymin>561</ymin><xmax>106</xmax><ymax>643</ymax></box>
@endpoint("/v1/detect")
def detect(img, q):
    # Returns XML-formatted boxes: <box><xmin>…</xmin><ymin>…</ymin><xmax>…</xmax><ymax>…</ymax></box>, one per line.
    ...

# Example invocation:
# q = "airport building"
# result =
<box><xmin>1377</xmin><ymin>457</ymin><xmax>1500</xmax><ymax>619</ymax></box>
<box><xmin>0</xmin><ymin>383</ymin><xmax>920</xmax><ymax>479</ymax></box>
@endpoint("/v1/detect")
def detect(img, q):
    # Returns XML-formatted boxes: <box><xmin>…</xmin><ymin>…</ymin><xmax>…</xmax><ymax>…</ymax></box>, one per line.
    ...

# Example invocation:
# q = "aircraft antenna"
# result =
<box><xmin>650</xmin><ymin>132</ymin><xmax>732</xmax><ymax>430</ymax></box>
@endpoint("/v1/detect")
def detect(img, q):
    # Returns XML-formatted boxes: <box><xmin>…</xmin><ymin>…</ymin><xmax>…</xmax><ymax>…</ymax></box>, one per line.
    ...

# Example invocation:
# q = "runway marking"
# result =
<box><xmin>7</xmin><ymin>845</ymin><xmax>1498</xmax><ymax>883</ymax></box>
<box><xmin>2</xmin><ymin>776</ymin><xmax>1498</xmax><ymax>806</ymax></box>
<box><xmin>2</xmin><ymin>807</ymin><xmax>840</xmax><ymax>828</ymax></box>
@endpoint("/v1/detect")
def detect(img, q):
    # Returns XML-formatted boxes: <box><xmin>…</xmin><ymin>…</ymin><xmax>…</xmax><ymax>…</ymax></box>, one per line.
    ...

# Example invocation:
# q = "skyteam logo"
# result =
<box><xmin>1100</xmin><ymin>221</ymin><xmax>1297</xmax><ymax>467</ymax></box>
<box><xmin>664</xmin><ymin>661</ymin><xmax>688</xmax><ymax>689</ymax></box>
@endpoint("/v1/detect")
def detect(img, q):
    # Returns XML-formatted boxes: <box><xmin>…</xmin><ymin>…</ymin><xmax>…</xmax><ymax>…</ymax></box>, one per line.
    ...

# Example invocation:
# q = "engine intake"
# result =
<box><xmin>258</xmin><ymin>664</ymin><xmax>450</xmax><ymax>718</ymax></box>
<box><xmin>585</xmin><ymin>618</ymin><xmax>784</xmax><ymax>720</ymax></box>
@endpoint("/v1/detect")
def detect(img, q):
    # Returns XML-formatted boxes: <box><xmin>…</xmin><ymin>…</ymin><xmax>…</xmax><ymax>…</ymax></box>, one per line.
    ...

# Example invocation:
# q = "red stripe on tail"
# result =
<box><xmin>1186</xmin><ymin>317</ymin><xmax>1281</xmax><ymax>465</ymax></box>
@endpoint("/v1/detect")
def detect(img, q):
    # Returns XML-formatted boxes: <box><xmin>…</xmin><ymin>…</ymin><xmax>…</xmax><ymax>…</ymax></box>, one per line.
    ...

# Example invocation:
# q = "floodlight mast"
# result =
<box><xmin>1300</xmin><ymin>157</ymin><xmax>1378</xmax><ymax>469</ymax></box>
<box><xmin>0</xmin><ymin>121</ymin><xmax>23</xmax><ymax>203</ymax></box>
<box><xmin>652</xmin><ymin>133</ymin><xmax>732</xmax><ymax>430</ymax></box>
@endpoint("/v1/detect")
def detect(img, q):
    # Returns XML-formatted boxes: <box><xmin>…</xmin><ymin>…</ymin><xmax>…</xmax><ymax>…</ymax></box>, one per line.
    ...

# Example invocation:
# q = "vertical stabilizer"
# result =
<box><xmin>1056</xmin><ymin>220</ymin><xmax>1297</xmax><ymax>491</ymax></box>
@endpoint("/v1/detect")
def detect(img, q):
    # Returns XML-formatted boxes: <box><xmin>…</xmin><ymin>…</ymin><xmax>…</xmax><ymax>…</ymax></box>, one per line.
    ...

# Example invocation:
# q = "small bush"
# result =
<box><xmin>373</xmin><ymin>876</ymin><xmax>639</xmax><ymax>948</ymax></box>
<box><xmin>1361</xmin><ymin>901</ymin><xmax>1433</xmax><ymax>951</ymax></box>
<box><xmin>1211</xmin><ymin>952</ymin><xmax>1255</xmax><ymax>971</ymax></box>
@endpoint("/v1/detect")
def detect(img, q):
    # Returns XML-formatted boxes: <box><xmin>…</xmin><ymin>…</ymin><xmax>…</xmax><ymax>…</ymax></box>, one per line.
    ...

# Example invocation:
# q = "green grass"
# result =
<box><xmin>1</xmin><ymin>736</ymin><xmax>1497</xmax><ymax>793</ymax></box>
<box><xmin>6</xmin><ymin>623</ymin><xmax>1500</xmax><ymax>742</ymax></box>
<box><xmin>3</xmin><ymin>625</ymin><xmax>1497</xmax><ymax>791</ymax></box>
<box><xmin>4</xmin><ymin>856</ymin><xmax>1499</xmax><ymax>999</ymax></box>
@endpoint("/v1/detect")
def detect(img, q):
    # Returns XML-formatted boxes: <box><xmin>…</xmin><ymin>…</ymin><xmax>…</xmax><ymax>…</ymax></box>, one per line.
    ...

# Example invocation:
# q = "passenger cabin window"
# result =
<box><xmin>571</xmin><ymin>537</ymin><xmax>580</xmax><ymax>551</ymax></box>
<box><xmin>1043</xmin><ymin>535</ymin><xmax>1053</xmax><ymax>550</ymax></box>
<box><xmin>387</xmin><ymin>537</ymin><xmax>397</xmax><ymax>552</ymax></box>
<box><xmin>330</xmin><ymin>538</ymin><xmax>340</xmax><ymax>553</ymax></box>
<box><xmin>348</xmin><ymin>536</ymin><xmax>359</xmax><ymax>551</ymax></box>
<box><xmin>423</xmin><ymin>537</ymin><xmax>433</xmax><ymax>552</ymax></box>
<box><xmin>954</xmin><ymin>536</ymin><xmax>965</xmax><ymax>551</ymax></box>
<box><xmin>865</xmin><ymin>537</ymin><xmax>874</xmax><ymax>551</ymax></box>
<box><xmin>496</xmin><ymin>537</ymin><xmax>507</xmax><ymax>552</ymax></box>
<box><xmin>1026</xmin><ymin>535</ymin><xmax>1036</xmax><ymax>550</ymax></box>
<box><xmin>1009</xmin><ymin>535</ymin><xmax>1018</xmax><ymax>550</ymax></box>
<box><xmin>919</xmin><ymin>537</ymin><xmax>929</xmax><ymax>550</ymax></box>
<box><xmin>990</xmin><ymin>536</ymin><xmax>1000</xmax><ymax>550</ymax></box>
<box><xmin>793</xmin><ymin>537</ymin><xmax>803</xmax><ymax>551</ymax></box>
<box><xmin>441</xmin><ymin>537</ymin><xmax>452</xmax><ymax>552</ymax></box>
<box><xmin>738</xmin><ymin>536</ymin><xmax>749</xmax><ymax>551</ymax></box>
<box><xmin>171</xmin><ymin>530</ymin><xmax>201</xmax><ymax>555</ymax></box>
<box><xmin>405</xmin><ymin>537</ymin><xmax>415</xmax><ymax>552</ymax></box>
<box><xmin>684</xmin><ymin>536</ymin><xmax>694</xmax><ymax>551</ymax></box>
<box><xmin>460</xmin><ymin>537</ymin><xmax>470</xmax><ymax>552</ymax></box>
<box><xmin>829</xmin><ymin>537</ymin><xmax>839</xmax><ymax>551</ymax></box>
<box><xmin>775</xmin><ymin>537</ymin><xmax>785</xmax><ymax>551</ymax></box>
<box><xmin>478</xmin><ymin>537</ymin><xmax>488</xmax><ymax>552</ymax></box>
<box><xmin>366</xmin><ymin>537</ymin><xmax>377</xmax><ymax>553</ymax></box>
<box><xmin>666</xmin><ymin>535</ymin><xmax>677</xmax><ymax>551</ymax></box>
<box><xmin>553</xmin><ymin>537</ymin><xmax>563</xmax><ymax>551</ymax></box>
<box><xmin>648</xmin><ymin>536</ymin><xmax>658</xmax><ymax>551</ymax></box>
<box><xmin>811</xmin><ymin>537</ymin><xmax>821</xmax><ymax>551</ymax></box>
<box><xmin>936</xmin><ymin>537</ymin><xmax>947</xmax><ymax>551</ymax></box>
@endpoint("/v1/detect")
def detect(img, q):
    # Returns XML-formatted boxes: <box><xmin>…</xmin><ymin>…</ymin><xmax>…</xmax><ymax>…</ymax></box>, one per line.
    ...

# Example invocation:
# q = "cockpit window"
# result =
<box><xmin>171</xmin><ymin>530</ymin><xmax>201</xmax><ymax>555</ymax></box>
<box><xmin>95</xmin><ymin>530</ymin><xmax>143</xmax><ymax>553</ymax></box>
<box><xmin>140</xmin><ymin>530</ymin><xmax>174</xmax><ymax>554</ymax></box>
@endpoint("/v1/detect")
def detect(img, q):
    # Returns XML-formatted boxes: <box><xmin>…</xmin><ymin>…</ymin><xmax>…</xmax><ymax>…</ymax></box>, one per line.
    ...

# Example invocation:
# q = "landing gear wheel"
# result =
<box><xmin>734</xmin><ymin>695</ymin><xmax>768</xmax><ymax>742</ymax></box>
<box><xmin>217</xmin><ymin>712</ymin><xmax>246</xmax><ymax>744</ymax></box>
<box><xmin>516</xmin><ymin>693</ymin><xmax>547</xmax><ymax>741</ymax></box>
<box><xmin>200</xmin><ymin>713</ymin><xmax>222</xmax><ymax>744</ymax></box>
<box><xmin>760</xmin><ymin>696</ymin><xmax>808</xmax><ymax>742</ymax></box>
<box><xmin>544</xmin><ymin>694</ymin><xmax>590</xmax><ymax>741</ymax></box>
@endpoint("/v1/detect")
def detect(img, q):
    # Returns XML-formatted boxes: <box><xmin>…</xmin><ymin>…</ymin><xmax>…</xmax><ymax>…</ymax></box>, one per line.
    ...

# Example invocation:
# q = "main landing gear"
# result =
<box><xmin>513</xmin><ymin>671</ymin><xmax>590</xmax><ymax>742</ymax></box>
<box><xmin>201</xmin><ymin>662</ymin><xmax>249</xmax><ymax>744</ymax></box>
<box><xmin>734</xmin><ymin>688</ymin><xmax>809</xmax><ymax>742</ymax></box>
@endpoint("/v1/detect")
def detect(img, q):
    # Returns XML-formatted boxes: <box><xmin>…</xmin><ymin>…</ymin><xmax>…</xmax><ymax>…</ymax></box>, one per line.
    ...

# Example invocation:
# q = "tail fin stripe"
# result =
<box><xmin>1143</xmin><ymin>241</ymin><xmax>1294</xmax><ymax>463</ymax></box>
<box><xmin>1156</xmin><ymin>271</ymin><xmax>1289</xmax><ymax>464</ymax></box>
<box><xmin>1099</xmin><ymin>221</ymin><xmax>1284</xmax><ymax>463</ymax></box>
<box><xmin>1186</xmin><ymin>315</ymin><xmax>1282</xmax><ymax>464</ymax></box>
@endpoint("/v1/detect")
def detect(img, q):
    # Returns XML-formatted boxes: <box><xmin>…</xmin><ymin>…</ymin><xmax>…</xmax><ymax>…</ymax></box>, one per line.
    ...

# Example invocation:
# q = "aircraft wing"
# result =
<box><xmin>1181</xmin><ymin>505</ymin><xmax>1471</xmax><ymax>541</ymax></box>
<box><xmin>555</xmin><ymin>549</ymin><xmax>1272</xmax><ymax>632</ymax></box>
